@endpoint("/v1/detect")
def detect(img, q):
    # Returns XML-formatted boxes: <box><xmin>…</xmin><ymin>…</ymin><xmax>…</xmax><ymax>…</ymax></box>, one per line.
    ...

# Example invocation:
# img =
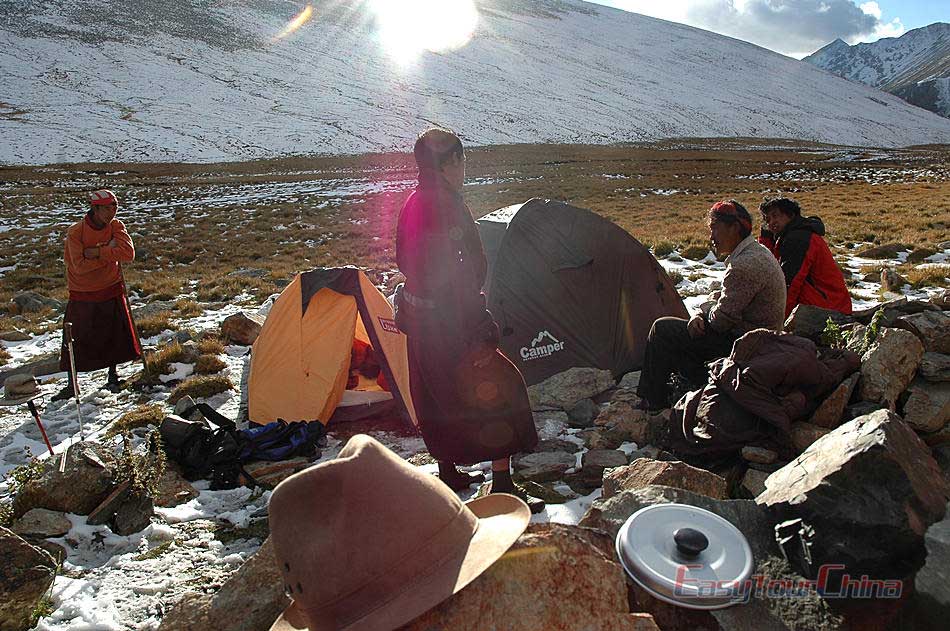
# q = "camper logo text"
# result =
<box><xmin>520</xmin><ymin>331</ymin><xmax>565</xmax><ymax>361</ymax></box>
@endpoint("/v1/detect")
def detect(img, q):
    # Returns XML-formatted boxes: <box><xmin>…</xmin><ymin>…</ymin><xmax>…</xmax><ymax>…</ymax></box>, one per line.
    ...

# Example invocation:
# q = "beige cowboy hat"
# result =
<box><xmin>0</xmin><ymin>374</ymin><xmax>42</xmax><ymax>407</ymax></box>
<box><xmin>269</xmin><ymin>434</ymin><xmax>530</xmax><ymax>631</ymax></box>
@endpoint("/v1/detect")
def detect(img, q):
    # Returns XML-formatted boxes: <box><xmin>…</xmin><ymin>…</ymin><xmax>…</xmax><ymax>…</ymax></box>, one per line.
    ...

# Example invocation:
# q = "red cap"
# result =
<box><xmin>89</xmin><ymin>189</ymin><xmax>117</xmax><ymax>206</ymax></box>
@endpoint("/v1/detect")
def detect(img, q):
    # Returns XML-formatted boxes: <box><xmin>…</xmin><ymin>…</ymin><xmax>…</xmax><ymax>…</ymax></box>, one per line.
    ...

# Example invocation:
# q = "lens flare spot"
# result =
<box><xmin>370</xmin><ymin>0</ymin><xmax>479</xmax><ymax>64</ymax></box>
<box><xmin>273</xmin><ymin>4</ymin><xmax>313</xmax><ymax>42</ymax></box>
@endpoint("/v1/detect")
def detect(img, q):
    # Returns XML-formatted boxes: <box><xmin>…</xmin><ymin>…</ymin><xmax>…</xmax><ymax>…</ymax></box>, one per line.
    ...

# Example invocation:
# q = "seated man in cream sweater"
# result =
<box><xmin>637</xmin><ymin>200</ymin><xmax>787</xmax><ymax>410</ymax></box>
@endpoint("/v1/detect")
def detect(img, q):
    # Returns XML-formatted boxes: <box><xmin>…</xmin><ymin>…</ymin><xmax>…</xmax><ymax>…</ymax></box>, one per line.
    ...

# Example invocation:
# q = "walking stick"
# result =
<box><xmin>60</xmin><ymin>321</ymin><xmax>84</xmax><ymax>472</ymax></box>
<box><xmin>119</xmin><ymin>263</ymin><xmax>149</xmax><ymax>378</ymax></box>
<box><xmin>26</xmin><ymin>400</ymin><xmax>55</xmax><ymax>456</ymax></box>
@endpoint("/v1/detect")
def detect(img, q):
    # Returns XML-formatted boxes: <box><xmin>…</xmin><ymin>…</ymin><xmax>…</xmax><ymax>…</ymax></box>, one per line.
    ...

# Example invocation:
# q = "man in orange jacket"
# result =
<box><xmin>758</xmin><ymin>197</ymin><xmax>852</xmax><ymax>318</ymax></box>
<box><xmin>53</xmin><ymin>190</ymin><xmax>142</xmax><ymax>400</ymax></box>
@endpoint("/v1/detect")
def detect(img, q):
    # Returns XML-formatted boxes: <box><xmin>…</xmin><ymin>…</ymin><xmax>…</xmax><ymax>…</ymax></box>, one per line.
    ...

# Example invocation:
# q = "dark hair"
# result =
<box><xmin>759</xmin><ymin>197</ymin><xmax>801</xmax><ymax>218</ymax></box>
<box><xmin>709</xmin><ymin>199</ymin><xmax>752</xmax><ymax>239</ymax></box>
<box><xmin>413</xmin><ymin>128</ymin><xmax>463</xmax><ymax>171</ymax></box>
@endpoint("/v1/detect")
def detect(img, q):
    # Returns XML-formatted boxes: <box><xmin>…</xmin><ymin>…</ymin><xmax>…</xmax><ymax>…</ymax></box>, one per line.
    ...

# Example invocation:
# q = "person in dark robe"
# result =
<box><xmin>53</xmin><ymin>189</ymin><xmax>141</xmax><ymax>400</ymax></box>
<box><xmin>395</xmin><ymin>129</ymin><xmax>543</xmax><ymax>513</ymax></box>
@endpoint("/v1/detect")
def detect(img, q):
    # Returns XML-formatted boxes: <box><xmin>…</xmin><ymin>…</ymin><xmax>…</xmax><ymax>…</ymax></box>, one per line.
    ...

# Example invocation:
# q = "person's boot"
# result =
<box><xmin>489</xmin><ymin>467</ymin><xmax>545</xmax><ymax>514</ymax></box>
<box><xmin>105</xmin><ymin>366</ymin><xmax>121</xmax><ymax>393</ymax></box>
<box><xmin>436</xmin><ymin>461</ymin><xmax>485</xmax><ymax>491</ymax></box>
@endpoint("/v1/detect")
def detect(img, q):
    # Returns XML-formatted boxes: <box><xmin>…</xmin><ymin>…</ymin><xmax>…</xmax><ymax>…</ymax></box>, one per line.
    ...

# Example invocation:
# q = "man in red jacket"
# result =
<box><xmin>53</xmin><ymin>190</ymin><xmax>141</xmax><ymax>400</ymax></box>
<box><xmin>758</xmin><ymin>197</ymin><xmax>852</xmax><ymax>318</ymax></box>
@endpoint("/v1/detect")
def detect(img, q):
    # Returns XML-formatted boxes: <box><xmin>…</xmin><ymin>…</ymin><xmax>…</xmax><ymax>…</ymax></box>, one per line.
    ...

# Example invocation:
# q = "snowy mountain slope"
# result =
<box><xmin>805</xmin><ymin>23</ymin><xmax>950</xmax><ymax>118</ymax></box>
<box><xmin>3</xmin><ymin>0</ymin><xmax>950</xmax><ymax>165</ymax></box>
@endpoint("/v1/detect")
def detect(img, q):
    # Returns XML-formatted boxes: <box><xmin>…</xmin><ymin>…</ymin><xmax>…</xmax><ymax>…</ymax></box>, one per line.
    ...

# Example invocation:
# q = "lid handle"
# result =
<box><xmin>674</xmin><ymin>528</ymin><xmax>709</xmax><ymax>557</ymax></box>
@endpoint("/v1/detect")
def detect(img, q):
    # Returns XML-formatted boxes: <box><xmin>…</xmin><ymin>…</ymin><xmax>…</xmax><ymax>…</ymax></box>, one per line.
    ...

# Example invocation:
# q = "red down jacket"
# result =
<box><xmin>759</xmin><ymin>216</ymin><xmax>852</xmax><ymax>317</ymax></box>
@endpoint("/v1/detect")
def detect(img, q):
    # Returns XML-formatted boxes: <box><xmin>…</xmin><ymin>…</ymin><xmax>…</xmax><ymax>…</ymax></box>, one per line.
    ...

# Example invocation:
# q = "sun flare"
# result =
<box><xmin>273</xmin><ymin>4</ymin><xmax>314</xmax><ymax>42</ymax></box>
<box><xmin>369</xmin><ymin>0</ymin><xmax>479</xmax><ymax>64</ymax></box>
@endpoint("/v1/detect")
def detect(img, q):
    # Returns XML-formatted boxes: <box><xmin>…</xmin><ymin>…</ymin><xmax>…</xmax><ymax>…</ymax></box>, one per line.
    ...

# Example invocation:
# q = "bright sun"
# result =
<box><xmin>369</xmin><ymin>0</ymin><xmax>479</xmax><ymax>64</ymax></box>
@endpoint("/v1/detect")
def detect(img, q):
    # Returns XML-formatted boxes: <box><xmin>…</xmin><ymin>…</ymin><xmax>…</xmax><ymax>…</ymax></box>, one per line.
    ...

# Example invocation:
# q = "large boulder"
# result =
<box><xmin>594</xmin><ymin>402</ymin><xmax>652</xmax><ymax>445</ymax></box>
<box><xmin>579</xmin><ymin>485</ymin><xmax>777</xmax><ymax>561</ymax></box>
<box><xmin>741</xmin><ymin>446</ymin><xmax>778</xmax><ymax>464</ymax></box>
<box><xmin>0</xmin><ymin>353</ymin><xmax>62</xmax><ymax>383</ymax></box>
<box><xmin>789</xmin><ymin>421</ymin><xmax>831</xmax><ymax>452</ymax></box>
<box><xmin>740</xmin><ymin>469</ymin><xmax>769</xmax><ymax>498</ymax></box>
<box><xmin>0</xmin><ymin>329</ymin><xmax>31</xmax><ymax>342</ymax></box>
<box><xmin>859</xmin><ymin>327</ymin><xmax>924</xmax><ymax>406</ymax></box>
<box><xmin>403</xmin><ymin>523</ymin><xmax>651</xmax><ymax>631</ymax></box>
<box><xmin>12</xmin><ymin>291</ymin><xmax>63</xmax><ymax>314</ymax></box>
<box><xmin>532</xmin><ymin>410</ymin><xmax>569</xmax><ymax>441</ymax></box>
<box><xmin>12</xmin><ymin>442</ymin><xmax>117</xmax><ymax>519</ymax></box>
<box><xmin>159</xmin><ymin>537</ymin><xmax>289</xmax><ymax>631</ymax></box>
<box><xmin>902</xmin><ymin>378</ymin><xmax>950</xmax><ymax>433</ymax></box>
<box><xmin>783</xmin><ymin>304</ymin><xmax>853</xmax><ymax>340</ymax></box>
<box><xmin>527</xmin><ymin>367</ymin><xmax>614</xmax><ymax>411</ymax></box>
<box><xmin>757</xmin><ymin>410</ymin><xmax>950</xmax><ymax>580</ymax></box>
<box><xmin>912</xmin><ymin>501</ymin><xmax>950</xmax><ymax>625</ymax></box>
<box><xmin>921</xmin><ymin>353</ymin><xmax>950</xmax><ymax>382</ymax></box>
<box><xmin>0</xmin><ymin>527</ymin><xmax>57</xmax><ymax>631</ymax></box>
<box><xmin>513</xmin><ymin>451</ymin><xmax>576</xmax><ymax>483</ymax></box>
<box><xmin>808</xmin><ymin>373</ymin><xmax>859</xmax><ymax>429</ymax></box>
<box><xmin>894</xmin><ymin>311</ymin><xmax>950</xmax><ymax>353</ymax></box>
<box><xmin>880</xmin><ymin>267</ymin><xmax>907</xmax><ymax>293</ymax></box>
<box><xmin>602</xmin><ymin>458</ymin><xmax>727</xmax><ymax>500</ymax></box>
<box><xmin>220</xmin><ymin>311</ymin><xmax>264</xmax><ymax>346</ymax></box>
<box><xmin>154</xmin><ymin>464</ymin><xmax>200</xmax><ymax>508</ymax></box>
<box><xmin>11</xmin><ymin>509</ymin><xmax>72</xmax><ymax>538</ymax></box>
<box><xmin>131</xmin><ymin>300</ymin><xmax>176</xmax><ymax>321</ymax></box>
<box><xmin>567</xmin><ymin>398</ymin><xmax>599</xmax><ymax>428</ymax></box>
<box><xmin>581</xmin><ymin>449</ymin><xmax>628</xmax><ymax>484</ymax></box>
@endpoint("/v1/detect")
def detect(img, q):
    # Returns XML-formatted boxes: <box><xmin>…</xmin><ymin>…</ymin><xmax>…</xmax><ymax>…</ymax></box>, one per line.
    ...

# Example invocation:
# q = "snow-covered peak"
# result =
<box><xmin>3</xmin><ymin>1</ymin><xmax>950</xmax><ymax>165</ymax></box>
<box><xmin>804</xmin><ymin>22</ymin><xmax>950</xmax><ymax>117</ymax></box>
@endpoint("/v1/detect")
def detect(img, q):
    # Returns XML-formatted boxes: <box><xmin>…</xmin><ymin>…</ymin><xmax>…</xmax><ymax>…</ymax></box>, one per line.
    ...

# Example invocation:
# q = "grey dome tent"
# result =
<box><xmin>477</xmin><ymin>198</ymin><xmax>688</xmax><ymax>386</ymax></box>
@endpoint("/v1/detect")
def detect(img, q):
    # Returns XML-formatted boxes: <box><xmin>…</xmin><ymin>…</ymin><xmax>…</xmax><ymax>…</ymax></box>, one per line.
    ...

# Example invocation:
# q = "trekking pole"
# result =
<box><xmin>26</xmin><ymin>400</ymin><xmax>55</xmax><ymax>457</ymax></box>
<box><xmin>119</xmin><ymin>263</ymin><xmax>149</xmax><ymax>379</ymax></box>
<box><xmin>60</xmin><ymin>321</ymin><xmax>84</xmax><ymax>472</ymax></box>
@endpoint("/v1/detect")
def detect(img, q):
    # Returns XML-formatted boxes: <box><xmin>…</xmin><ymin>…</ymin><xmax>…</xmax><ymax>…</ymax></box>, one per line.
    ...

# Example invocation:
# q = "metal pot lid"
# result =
<box><xmin>615</xmin><ymin>503</ymin><xmax>753</xmax><ymax>610</ymax></box>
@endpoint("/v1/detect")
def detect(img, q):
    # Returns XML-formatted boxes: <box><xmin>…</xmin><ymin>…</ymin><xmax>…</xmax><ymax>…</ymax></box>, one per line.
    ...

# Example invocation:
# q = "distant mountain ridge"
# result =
<box><xmin>805</xmin><ymin>23</ymin><xmax>950</xmax><ymax>118</ymax></box>
<box><xmin>2</xmin><ymin>0</ymin><xmax>950</xmax><ymax>165</ymax></box>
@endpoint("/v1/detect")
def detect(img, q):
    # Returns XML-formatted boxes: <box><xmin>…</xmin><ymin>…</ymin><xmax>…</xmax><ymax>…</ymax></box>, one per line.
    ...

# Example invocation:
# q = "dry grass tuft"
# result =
<box><xmin>681</xmin><ymin>245</ymin><xmax>711</xmax><ymax>261</ymax></box>
<box><xmin>174</xmin><ymin>299</ymin><xmax>203</xmax><ymax>317</ymax></box>
<box><xmin>143</xmin><ymin>341</ymin><xmax>188</xmax><ymax>379</ymax></box>
<box><xmin>906</xmin><ymin>265</ymin><xmax>950</xmax><ymax>289</ymax></box>
<box><xmin>0</xmin><ymin>345</ymin><xmax>10</xmax><ymax>367</ymax></box>
<box><xmin>136</xmin><ymin>311</ymin><xmax>179</xmax><ymax>338</ymax></box>
<box><xmin>197</xmin><ymin>335</ymin><xmax>225</xmax><ymax>355</ymax></box>
<box><xmin>105</xmin><ymin>404</ymin><xmax>165</xmax><ymax>439</ymax></box>
<box><xmin>652</xmin><ymin>240</ymin><xmax>676</xmax><ymax>258</ymax></box>
<box><xmin>169</xmin><ymin>375</ymin><xmax>233</xmax><ymax>404</ymax></box>
<box><xmin>194</xmin><ymin>354</ymin><xmax>227</xmax><ymax>375</ymax></box>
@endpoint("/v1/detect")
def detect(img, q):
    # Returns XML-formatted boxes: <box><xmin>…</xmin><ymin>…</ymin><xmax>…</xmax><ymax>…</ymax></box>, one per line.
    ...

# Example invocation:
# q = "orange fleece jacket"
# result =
<box><xmin>64</xmin><ymin>215</ymin><xmax>135</xmax><ymax>293</ymax></box>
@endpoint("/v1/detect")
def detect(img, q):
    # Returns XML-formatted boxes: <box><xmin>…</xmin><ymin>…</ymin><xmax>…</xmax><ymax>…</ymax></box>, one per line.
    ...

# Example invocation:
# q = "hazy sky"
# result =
<box><xmin>589</xmin><ymin>1</ymin><xmax>946</xmax><ymax>58</ymax></box>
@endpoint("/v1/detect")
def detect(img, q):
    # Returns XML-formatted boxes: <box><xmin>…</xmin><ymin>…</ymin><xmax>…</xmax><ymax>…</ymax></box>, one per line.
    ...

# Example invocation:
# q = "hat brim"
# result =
<box><xmin>270</xmin><ymin>492</ymin><xmax>530</xmax><ymax>631</ymax></box>
<box><xmin>0</xmin><ymin>392</ymin><xmax>41</xmax><ymax>407</ymax></box>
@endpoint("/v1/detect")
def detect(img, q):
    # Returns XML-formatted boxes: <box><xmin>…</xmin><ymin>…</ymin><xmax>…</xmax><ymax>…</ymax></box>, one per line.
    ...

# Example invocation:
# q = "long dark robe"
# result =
<box><xmin>59</xmin><ymin>283</ymin><xmax>142</xmax><ymax>373</ymax></box>
<box><xmin>395</xmin><ymin>175</ymin><xmax>538</xmax><ymax>464</ymax></box>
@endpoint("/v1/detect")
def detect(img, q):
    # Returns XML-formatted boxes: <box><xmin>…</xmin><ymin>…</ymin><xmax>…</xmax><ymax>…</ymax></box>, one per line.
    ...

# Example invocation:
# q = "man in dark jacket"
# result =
<box><xmin>758</xmin><ymin>197</ymin><xmax>852</xmax><ymax>317</ymax></box>
<box><xmin>395</xmin><ymin>128</ymin><xmax>543</xmax><ymax>512</ymax></box>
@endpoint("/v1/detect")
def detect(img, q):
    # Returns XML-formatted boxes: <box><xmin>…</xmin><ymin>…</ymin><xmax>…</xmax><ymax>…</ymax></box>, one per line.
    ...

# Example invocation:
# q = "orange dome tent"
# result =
<box><xmin>248</xmin><ymin>267</ymin><xmax>416</xmax><ymax>427</ymax></box>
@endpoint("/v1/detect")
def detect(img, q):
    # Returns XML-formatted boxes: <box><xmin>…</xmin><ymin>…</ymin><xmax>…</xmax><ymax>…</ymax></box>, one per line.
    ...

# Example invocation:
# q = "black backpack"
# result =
<box><xmin>160</xmin><ymin>404</ymin><xmax>327</xmax><ymax>490</ymax></box>
<box><xmin>159</xmin><ymin>403</ymin><xmax>245</xmax><ymax>489</ymax></box>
